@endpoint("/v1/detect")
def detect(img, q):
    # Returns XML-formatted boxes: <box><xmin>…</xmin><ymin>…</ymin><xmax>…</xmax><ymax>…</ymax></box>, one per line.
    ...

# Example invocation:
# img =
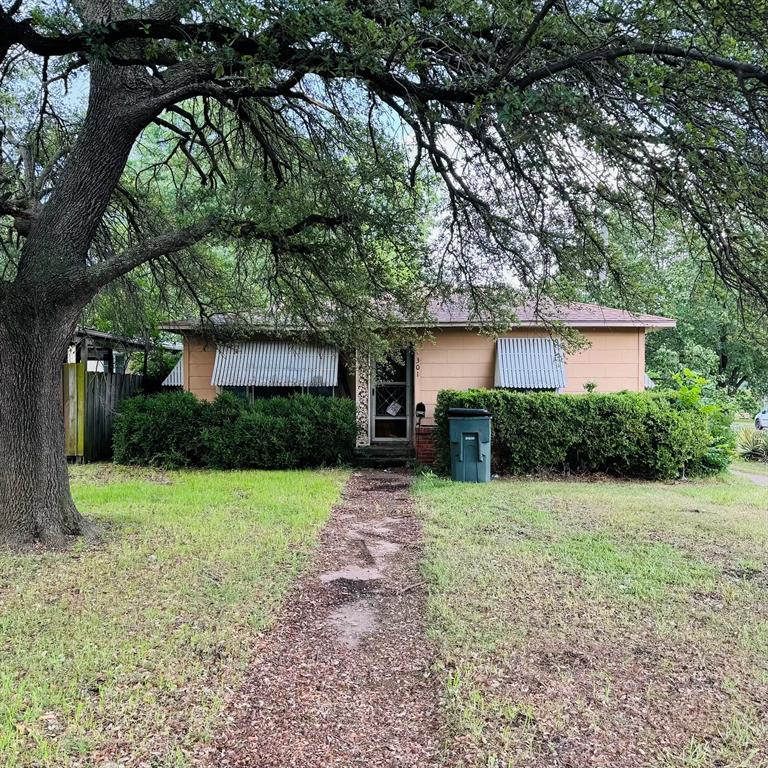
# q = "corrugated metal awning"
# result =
<box><xmin>212</xmin><ymin>341</ymin><xmax>339</xmax><ymax>387</ymax></box>
<box><xmin>494</xmin><ymin>337</ymin><xmax>566</xmax><ymax>390</ymax></box>
<box><xmin>162</xmin><ymin>356</ymin><xmax>183</xmax><ymax>387</ymax></box>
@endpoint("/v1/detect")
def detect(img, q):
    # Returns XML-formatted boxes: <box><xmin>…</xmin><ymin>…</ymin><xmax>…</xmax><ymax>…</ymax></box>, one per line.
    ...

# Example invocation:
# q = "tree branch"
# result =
<box><xmin>5</xmin><ymin>13</ymin><xmax>767</xmax><ymax>104</ymax></box>
<box><xmin>492</xmin><ymin>0</ymin><xmax>559</xmax><ymax>84</ymax></box>
<box><xmin>81</xmin><ymin>212</ymin><xmax>350</xmax><ymax>292</ymax></box>
<box><xmin>514</xmin><ymin>41</ymin><xmax>768</xmax><ymax>90</ymax></box>
<box><xmin>83</xmin><ymin>219</ymin><xmax>218</xmax><ymax>291</ymax></box>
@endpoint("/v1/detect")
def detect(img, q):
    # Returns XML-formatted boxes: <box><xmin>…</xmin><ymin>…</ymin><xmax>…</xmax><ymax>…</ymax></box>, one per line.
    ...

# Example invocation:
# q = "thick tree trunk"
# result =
<box><xmin>0</xmin><ymin>308</ymin><xmax>93</xmax><ymax>546</ymax></box>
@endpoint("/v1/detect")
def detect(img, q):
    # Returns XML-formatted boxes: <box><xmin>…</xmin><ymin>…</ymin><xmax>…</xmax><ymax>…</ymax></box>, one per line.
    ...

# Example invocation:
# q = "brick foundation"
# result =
<box><xmin>414</xmin><ymin>425</ymin><xmax>437</xmax><ymax>465</ymax></box>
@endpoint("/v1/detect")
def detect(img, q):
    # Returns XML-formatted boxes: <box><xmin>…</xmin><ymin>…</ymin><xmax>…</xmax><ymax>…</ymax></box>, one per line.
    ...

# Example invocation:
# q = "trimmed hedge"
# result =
<box><xmin>113</xmin><ymin>391</ymin><xmax>208</xmax><ymax>468</ymax></box>
<box><xmin>434</xmin><ymin>389</ymin><xmax>726</xmax><ymax>480</ymax></box>
<box><xmin>114</xmin><ymin>391</ymin><xmax>356</xmax><ymax>469</ymax></box>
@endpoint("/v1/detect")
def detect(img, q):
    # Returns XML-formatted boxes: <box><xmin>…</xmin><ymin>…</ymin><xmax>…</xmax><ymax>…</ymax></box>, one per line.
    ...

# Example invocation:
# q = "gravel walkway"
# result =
<box><xmin>195</xmin><ymin>469</ymin><xmax>442</xmax><ymax>767</ymax></box>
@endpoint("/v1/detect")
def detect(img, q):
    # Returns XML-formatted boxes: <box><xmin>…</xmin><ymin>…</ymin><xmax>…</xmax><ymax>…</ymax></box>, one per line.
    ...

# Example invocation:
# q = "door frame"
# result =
<box><xmin>370</xmin><ymin>351</ymin><xmax>413</xmax><ymax>444</ymax></box>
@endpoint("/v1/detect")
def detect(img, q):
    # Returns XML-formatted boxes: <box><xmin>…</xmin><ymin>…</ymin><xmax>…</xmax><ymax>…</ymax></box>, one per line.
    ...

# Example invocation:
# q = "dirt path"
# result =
<box><xmin>732</xmin><ymin>469</ymin><xmax>768</xmax><ymax>487</ymax></box>
<box><xmin>195</xmin><ymin>469</ymin><xmax>442</xmax><ymax>767</ymax></box>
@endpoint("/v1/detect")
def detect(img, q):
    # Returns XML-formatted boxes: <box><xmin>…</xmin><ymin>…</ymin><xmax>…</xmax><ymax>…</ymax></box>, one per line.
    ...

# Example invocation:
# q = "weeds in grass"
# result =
<box><xmin>0</xmin><ymin>466</ymin><xmax>346</xmax><ymax>767</ymax></box>
<box><xmin>658</xmin><ymin>712</ymin><xmax>768</xmax><ymax>768</ymax></box>
<box><xmin>418</xmin><ymin>474</ymin><xmax>768</xmax><ymax>767</ymax></box>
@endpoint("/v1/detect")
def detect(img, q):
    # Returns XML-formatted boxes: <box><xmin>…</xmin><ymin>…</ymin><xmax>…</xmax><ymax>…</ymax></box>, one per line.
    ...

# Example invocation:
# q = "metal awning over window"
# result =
<box><xmin>494</xmin><ymin>338</ymin><xmax>566</xmax><ymax>390</ymax></box>
<box><xmin>211</xmin><ymin>341</ymin><xmax>339</xmax><ymax>387</ymax></box>
<box><xmin>162</xmin><ymin>356</ymin><xmax>183</xmax><ymax>387</ymax></box>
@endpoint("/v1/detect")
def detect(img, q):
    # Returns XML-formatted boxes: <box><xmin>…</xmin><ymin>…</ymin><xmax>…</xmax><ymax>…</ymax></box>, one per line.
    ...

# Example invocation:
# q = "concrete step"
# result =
<box><xmin>354</xmin><ymin>445</ymin><xmax>415</xmax><ymax>468</ymax></box>
<box><xmin>357</xmin><ymin>445</ymin><xmax>415</xmax><ymax>455</ymax></box>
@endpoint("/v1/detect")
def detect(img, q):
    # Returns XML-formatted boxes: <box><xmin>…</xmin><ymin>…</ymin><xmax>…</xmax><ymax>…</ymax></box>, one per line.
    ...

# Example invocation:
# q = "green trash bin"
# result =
<box><xmin>448</xmin><ymin>407</ymin><xmax>492</xmax><ymax>483</ymax></box>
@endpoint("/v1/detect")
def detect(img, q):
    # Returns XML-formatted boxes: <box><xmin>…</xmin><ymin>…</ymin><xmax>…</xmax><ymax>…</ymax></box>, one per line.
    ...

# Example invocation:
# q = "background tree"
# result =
<box><xmin>645</xmin><ymin>265</ymin><xmax>768</xmax><ymax>397</ymax></box>
<box><xmin>564</xmin><ymin>213</ymin><xmax>768</xmax><ymax>397</ymax></box>
<box><xmin>3</xmin><ymin>0</ymin><xmax>768</xmax><ymax>544</ymax></box>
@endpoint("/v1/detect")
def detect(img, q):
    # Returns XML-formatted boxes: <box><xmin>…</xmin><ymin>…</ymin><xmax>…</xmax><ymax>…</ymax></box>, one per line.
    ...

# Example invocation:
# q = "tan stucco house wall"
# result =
<box><xmin>562</xmin><ymin>328</ymin><xmax>645</xmax><ymax>394</ymax></box>
<box><xmin>413</xmin><ymin>327</ymin><xmax>646</xmax><ymax>424</ymax></box>
<box><xmin>180</xmin><ymin>326</ymin><xmax>647</xmax><ymax>413</ymax></box>
<box><xmin>183</xmin><ymin>334</ymin><xmax>218</xmax><ymax>401</ymax></box>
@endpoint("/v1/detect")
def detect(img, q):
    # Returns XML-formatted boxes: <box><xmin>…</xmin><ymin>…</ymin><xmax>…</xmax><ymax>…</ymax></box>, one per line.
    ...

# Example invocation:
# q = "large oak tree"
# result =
<box><xmin>2</xmin><ymin>0</ymin><xmax>768</xmax><ymax>544</ymax></box>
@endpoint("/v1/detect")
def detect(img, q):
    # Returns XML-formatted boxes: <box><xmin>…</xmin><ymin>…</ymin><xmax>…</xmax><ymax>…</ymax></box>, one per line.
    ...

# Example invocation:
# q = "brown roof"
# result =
<box><xmin>426</xmin><ymin>297</ymin><xmax>676</xmax><ymax>328</ymax></box>
<box><xmin>162</xmin><ymin>298</ymin><xmax>675</xmax><ymax>333</ymax></box>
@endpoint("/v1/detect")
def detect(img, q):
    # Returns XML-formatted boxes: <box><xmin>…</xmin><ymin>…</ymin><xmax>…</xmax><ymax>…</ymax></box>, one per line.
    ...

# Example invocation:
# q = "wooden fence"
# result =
<box><xmin>63</xmin><ymin>363</ymin><xmax>143</xmax><ymax>462</ymax></box>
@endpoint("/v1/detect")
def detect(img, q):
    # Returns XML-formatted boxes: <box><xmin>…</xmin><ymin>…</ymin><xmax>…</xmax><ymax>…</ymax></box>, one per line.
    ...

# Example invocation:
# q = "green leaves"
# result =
<box><xmin>6</xmin><ymin>0</ymin><xmax>768</xmax><ymax>345</ymax></box>
<box><xmin>114</xmin><ymin>391</ymin><xmax>356</xmax><ymax>469</ymax></box>
<box><xmin>434</xmin><ymin>388</ymin><xmax>722</xmax><ymax>480</ymax></box>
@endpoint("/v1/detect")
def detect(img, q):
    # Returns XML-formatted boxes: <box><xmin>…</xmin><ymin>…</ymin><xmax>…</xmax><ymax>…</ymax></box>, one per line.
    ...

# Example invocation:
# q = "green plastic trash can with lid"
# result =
<box><xmin>447</xmin><ymin>407</ymin><xmax>492</xmax><ymax>483</ymax></box>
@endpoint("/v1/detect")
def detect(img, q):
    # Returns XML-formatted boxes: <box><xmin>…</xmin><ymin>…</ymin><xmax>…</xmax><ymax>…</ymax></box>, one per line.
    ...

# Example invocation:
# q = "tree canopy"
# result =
<box><xmin>3</xmin><ymin>0</ymin><xmax>768</xmax><ymax>330</ymax></box>
<box><xmin>646</xmin><ymin>263</ymin><xmax>768</xmax><ymax>397</ymax></box>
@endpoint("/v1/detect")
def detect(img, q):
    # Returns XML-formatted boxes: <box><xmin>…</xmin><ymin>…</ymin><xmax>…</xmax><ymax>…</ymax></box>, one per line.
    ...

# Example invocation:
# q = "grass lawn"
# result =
<box><xmin>0</xmin><ymin>465</ymin><xmax>346</xmax><ymax>767</ymax></box>
<box><xmin>417</xmin><ymin>474</ymin><xmax>768</xmax><ymax>767</ymax></box>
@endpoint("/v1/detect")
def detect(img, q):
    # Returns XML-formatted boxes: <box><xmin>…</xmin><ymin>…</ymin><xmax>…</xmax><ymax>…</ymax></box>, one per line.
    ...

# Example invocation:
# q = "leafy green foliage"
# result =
<box><xmin>733</xmin><ymin>388</ymin><xmax>763</xmax><ymax>417</ymax></box>
<box><xmin>125</xmin><ymin>348</ymin><xmax>180</xmax><ymax>393</ymax></box>
<box><xmin>661</xmin><ymin>370</ymin><xmax>736</xmax><ymax>475</ymax></box>
<box><xmin>113</xmin><ymin>391</ymin><xmax>356</xmax><ymax>469</ymax></box>
<box><xmin>566</xmin><ymin>216</ymin><xmax>768</xmax><ymax>398</ymax></box>
<box><xmin>202</xmin><ymin>392</ymin><xmax>357</xmax><ymax>469</ymax></box>
<box><xmin>434</xmin><ymin>387</ymin><xmax>730</xmax><ymax>480</ymax></box>
<box><xmin>77</xmin><ymin>108</ymin><xmax>438</xmax><ymax>358</ymax></box>
<box><xmin>7</xmin><ymin>1</ymin><xmax>768</xmax><ymax>342</ymax></box>
<box><xmin>113</xmin><ymin>391</ymin><xmax>207</xmax><ymax>468</ymax></box>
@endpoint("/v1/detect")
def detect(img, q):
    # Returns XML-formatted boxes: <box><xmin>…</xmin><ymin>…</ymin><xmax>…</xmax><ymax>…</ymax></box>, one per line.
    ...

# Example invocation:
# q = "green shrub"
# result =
<box><xmin>114</xmin><ymin>392</ymin><xmax>356</xmax><ymax>470</ymax></box>
<box><xmin>663</xmin><ymin>370</ymin><xmax>736</xmax><ymax>476</ymax></box>
<box><xmin>434</xmin><ymin>388</ymin><xmax>724</xmax><ymax>480</ymax></box>
<box><xmin>113</xmin><ymin>391</ymin><xmax>207</xmax><ymax>468</ymax></box>
<box><xmin>204</xmin><ymin>390</ymin><xmax>246</xmax><ymax>425</ymax></box>
<box><xmin>207</xmin><ymin>410</ymin><xmax>298</xmax><ymax>469</ymax></box>
<box><xmin>736</xmin><ymin>429</ymin><xmax>768</xmax><ymax>462</ymax></box>
<box><xmin>203</xmin><ymin>394</ymin><xmax>356</xmax><ymax>469</ymax></box>
<box><xmin>199</xmin><ymin>391</ymin><xmax>248</xmax><ymax>468</ymax></box>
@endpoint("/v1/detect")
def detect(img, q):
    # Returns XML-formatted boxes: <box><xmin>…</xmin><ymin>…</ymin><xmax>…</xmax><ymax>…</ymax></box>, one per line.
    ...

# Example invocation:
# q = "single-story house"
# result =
<box><xmin>161</xmin><ymin>298</ymin><xmax>675</xmax><ymax>460</ymax></box>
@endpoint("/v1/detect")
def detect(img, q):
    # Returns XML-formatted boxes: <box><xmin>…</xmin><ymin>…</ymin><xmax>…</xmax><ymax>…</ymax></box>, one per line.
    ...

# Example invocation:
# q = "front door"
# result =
<box><xmin>372</xmin><ymin>352</ymin><xmax>412</xmax><ymax>442</ymax></box>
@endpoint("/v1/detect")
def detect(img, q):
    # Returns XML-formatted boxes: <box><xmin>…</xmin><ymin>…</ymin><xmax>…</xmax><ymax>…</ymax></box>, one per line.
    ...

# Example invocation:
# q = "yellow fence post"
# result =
<box><xmin>63</xmin><ymin>362</ymin><xmax>87</xmax><ymax>461</ymax></box>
